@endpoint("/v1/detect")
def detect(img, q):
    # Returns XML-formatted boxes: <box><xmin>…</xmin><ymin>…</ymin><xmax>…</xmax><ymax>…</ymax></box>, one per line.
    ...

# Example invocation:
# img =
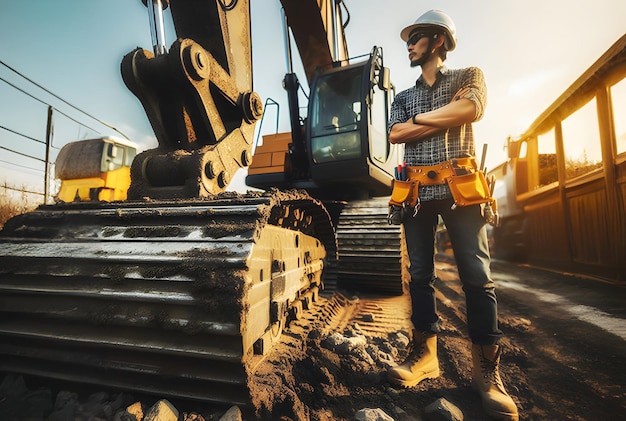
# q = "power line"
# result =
<box><xmin>0</xmin><ymin>157</ymin><xmax>44</xmax><ymax>173</ymax></box>
<box><xmin>0</xmin><ymin>75</ymin><xmax>101</xmax><ymax>136</ymax></box>
<box><xmin>0</xmin><ymin>143</ymin><xmax>46</xmax><ymax>163</ymax></box>
<box><xmin>0</xmin><ymin>124</ymin><xmax>45</xmax><ymax>145</ymax></box>
<box><xmin>0</xmin><ymin>59</ymin><xmax>131</xmax><ymax>141</ymax></box>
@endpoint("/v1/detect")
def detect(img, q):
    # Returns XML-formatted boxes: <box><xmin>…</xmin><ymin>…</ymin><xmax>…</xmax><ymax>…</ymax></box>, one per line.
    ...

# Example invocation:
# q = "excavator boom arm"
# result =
<box><xmin>280</xmin><ymin>0</ymin><xmax>349</xmax><ymax>83</ymax></box>
<box><xmin>122</xmin><ymin>0</ymin><xmax>261</xmax><ymax>198</ymax></box>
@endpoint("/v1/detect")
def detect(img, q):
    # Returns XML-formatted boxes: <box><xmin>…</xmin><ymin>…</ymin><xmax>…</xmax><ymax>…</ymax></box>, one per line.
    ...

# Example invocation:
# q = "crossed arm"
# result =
<box><xmin>388</xmin><ymin>87</ymin><xmax>477</xmax><ymax>145</ymax></box>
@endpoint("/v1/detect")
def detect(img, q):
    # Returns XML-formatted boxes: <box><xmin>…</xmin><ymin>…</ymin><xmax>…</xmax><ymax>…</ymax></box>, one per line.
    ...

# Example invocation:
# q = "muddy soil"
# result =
<box><xmin>246</xmin><ymin>256</ymin><xmax>626</xmax><ymax>420</ymax></box>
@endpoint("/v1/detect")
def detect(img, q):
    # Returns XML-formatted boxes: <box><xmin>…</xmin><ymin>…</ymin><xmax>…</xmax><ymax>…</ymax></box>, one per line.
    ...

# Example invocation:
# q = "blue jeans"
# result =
<box><xmin>402</xmin><ymin>198</ymin><xmax>502</xmax><ymax>345</ymax></box>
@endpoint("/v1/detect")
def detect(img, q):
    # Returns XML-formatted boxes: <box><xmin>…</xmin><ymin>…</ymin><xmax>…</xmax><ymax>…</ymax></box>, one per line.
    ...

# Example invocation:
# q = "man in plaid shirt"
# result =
<box><xmin>386</xmin><ymin>10</ymin><xmax>518</xmax><ymax>421</ymax></box>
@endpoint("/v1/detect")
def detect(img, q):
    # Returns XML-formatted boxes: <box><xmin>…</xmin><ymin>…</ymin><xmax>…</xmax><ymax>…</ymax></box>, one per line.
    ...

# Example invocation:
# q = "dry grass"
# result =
<box><xmin>0</xmin><ymin>188</ymin><xmax>38</xmax><ymax>229</ymax></box>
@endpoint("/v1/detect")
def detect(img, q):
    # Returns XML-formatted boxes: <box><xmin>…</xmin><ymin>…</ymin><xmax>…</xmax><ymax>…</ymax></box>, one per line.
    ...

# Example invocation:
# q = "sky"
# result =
<box><xmin>1</xmin><ymin>0</ymin><xmax>625</xmax><ymax>199</ymax></box>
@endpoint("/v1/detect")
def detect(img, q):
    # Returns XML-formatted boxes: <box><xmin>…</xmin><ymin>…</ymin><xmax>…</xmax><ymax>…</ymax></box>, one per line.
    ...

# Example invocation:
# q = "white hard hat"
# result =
<box><xmin>400</xmin><ymin>10</ymin><xmax>457</xmax><ymax>52</ymax></box>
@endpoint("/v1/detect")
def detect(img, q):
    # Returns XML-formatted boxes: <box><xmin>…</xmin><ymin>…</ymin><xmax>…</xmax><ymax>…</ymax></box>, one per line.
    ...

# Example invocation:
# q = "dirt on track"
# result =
<box><xmin>1</xmin><ymin>257</ymin><xmax>625</xmax><ymax>420</ymax></box>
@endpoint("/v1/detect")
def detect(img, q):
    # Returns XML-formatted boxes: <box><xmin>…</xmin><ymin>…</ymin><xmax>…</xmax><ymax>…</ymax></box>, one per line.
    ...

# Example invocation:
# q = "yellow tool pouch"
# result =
<box><xmin>388</xmin><ymin>179</ymin><xmax>419</xmax><ymax>225</ymax></box>
<box><xmin>389</xmin><ymin>179</ymin><xmax>418</xmax><ymax>208</ymax></box>
<box><xmin>447</xmin><ymin>170</ymin><xmax>491</xmax><ymax>207</ymax></box>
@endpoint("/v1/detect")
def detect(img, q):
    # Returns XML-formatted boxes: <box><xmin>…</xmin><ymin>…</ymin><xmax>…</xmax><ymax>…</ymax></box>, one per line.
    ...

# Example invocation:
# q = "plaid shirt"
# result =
<box><xmin>389</xmin><ymin>66</ymin><xmax>487</xmax><ymax>201</ymax></box>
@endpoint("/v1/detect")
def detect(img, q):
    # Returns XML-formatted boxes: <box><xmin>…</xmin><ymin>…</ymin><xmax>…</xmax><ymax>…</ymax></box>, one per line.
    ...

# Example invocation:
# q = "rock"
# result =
<box><xmin>323</xmin><ymin>331</ymin><xmax>367</xmax><ymax>354</ymax></box>
<box><xmin>144</xmin><ymin>399</ymin><xmax>179</xmax><ymax>421</ymax></box>
<box><xmin>218</xmin><ymin>405</ymin><xmax>243</xmax><ymax>421</ymax></box>
<box><xmin>109</xmin><ymin>393</ymin><xmax>131</xmax><ymax>415</ymax></box>
<box><xmin>353</xmin><ymin>345</ymin><xmax>375</xmax><ymax>365</ymax></box>
<box><xmin>53</xmin><ymin>390</ymin><xmax>79</xmax><ymax>410</ymax></box>
<box><xmin>354</xmin><ymin>407</ymin><xmax>395</xmax><ymax>421</ymax></box>
<box><xmin>0</xmin><ymin>374</ymin><xmax>53</xmax><ymax>420</ymax></box>
<box><xmin>323</xmin><ymin>332</ymin><xmax>344</xmax><ymax>348</ymax></box>
<box><xmin>183</xmin><ymin>411</ymin><xmax>207</xmax><ymax>421</ymax></box>
<box><xmin>389</xmin><ymin>331</ymin><xmax>410</xmax><ymax>349</ymax></box>
<box><xmin>47</xmin><ymin>390</ymin><xmax>79</xmax><ymax>421</ymax></box>
<box><xmin>378</xmin><ymin>339</ymin><xmax>399</xmax><ymax>359</ymax></box>
<box><xmin>123</xmin><ymin>401</ymin><xmax>144</xmax><ymax>421</ymax></box>
<box><xmin>367</xmin><ymin>344</ymin><xmax>395</xmax><ymax>368</ymax></box>
<box><xmin>424</xmin><ymin>397</ymin><xmax>464</xmax><ymax>421</ymax></box>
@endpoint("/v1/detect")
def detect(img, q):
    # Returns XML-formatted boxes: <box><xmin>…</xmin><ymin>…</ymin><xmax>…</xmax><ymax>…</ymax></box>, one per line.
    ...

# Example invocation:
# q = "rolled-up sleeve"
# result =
<box><xmin>459</xmin><ymin>67</ymin><xmax>487</xmax><ymax>122</ymax></box>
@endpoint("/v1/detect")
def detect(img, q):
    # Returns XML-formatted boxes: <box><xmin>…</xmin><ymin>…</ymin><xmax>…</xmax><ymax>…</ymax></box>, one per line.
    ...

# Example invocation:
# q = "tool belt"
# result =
<box><xmin>388</xmin><ymin>157</ymin><xmax>493</xmax><ymax>210</ymax></box>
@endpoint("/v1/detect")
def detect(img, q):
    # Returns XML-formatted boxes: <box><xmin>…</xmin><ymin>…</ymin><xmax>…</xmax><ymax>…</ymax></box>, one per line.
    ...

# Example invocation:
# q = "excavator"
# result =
<box><xmin>0</xmin><ymin>0</ymin><xmax>404</xmax><ymax>410</ymax></box>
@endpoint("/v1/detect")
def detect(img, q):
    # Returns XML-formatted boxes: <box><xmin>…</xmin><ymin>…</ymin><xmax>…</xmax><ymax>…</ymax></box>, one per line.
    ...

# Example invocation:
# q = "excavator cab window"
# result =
<box><xmin>310</xmin><ymin>67</ymin><xmax>362</xmax><ymax>164</ymax></box>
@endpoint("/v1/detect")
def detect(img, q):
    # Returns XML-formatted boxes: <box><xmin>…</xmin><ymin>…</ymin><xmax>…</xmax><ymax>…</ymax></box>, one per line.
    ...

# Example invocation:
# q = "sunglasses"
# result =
<box><xmin>406</xmin><ymin>32</ymin><xmax>432</xmax><ymax>47</ymax></box>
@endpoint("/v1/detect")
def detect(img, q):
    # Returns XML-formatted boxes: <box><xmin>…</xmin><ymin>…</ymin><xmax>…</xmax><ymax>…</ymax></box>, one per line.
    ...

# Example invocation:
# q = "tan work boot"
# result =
<box><xmin>388</xmin><ymin>331</ymin><xmax>439</xmax><ymax>387</ymax></box>
<box><xmin>471</xmin><ymin>344</ymin><xmax>519</xmax><ymax>421</ymax></box>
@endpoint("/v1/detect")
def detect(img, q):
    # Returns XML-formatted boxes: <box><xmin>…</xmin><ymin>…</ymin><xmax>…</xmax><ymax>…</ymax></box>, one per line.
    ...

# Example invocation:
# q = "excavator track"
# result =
<box><xmin>335</xmin><ymin>198</ymin><xmax>407</xmax><ymax>295</ymax></box>
<box><xmin>0</xmin><ymin>191</ymin><xmax>336</xmax><ymax>408</ymax></box>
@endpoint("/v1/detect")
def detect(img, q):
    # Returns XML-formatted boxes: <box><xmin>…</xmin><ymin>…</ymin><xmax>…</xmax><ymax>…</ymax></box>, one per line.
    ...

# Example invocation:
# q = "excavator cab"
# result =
<box><xmin>307</xmin><ymin>48</ymin><xmax>401</xmax><ymax>198</ymax></box>
<box><xmin>247</xmin><ymin>47</ymin><xmax>403</xmax><ymax>200</ymax></box>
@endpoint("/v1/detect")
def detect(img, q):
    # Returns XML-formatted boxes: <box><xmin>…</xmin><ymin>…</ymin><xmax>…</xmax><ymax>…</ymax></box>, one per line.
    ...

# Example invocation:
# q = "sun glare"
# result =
<box><xmin>507</xmin><ymin>68</ymin><xmax>563</xmax><ymax>98</ymax></box>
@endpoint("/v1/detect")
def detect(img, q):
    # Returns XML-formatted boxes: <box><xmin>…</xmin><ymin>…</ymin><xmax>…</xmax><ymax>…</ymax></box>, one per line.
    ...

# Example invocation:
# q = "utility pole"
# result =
<box><xmin>44</xmin><ymin>106</ymin><xmax>54</xmax><ymax>204</ymax></box>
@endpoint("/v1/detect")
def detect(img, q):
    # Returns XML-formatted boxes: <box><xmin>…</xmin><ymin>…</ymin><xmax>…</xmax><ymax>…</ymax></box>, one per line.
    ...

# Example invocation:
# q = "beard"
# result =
<box><xmin>410</xmin><ymin>51</ymin><xmax>429</xmax><ymax>67</ymax></box>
